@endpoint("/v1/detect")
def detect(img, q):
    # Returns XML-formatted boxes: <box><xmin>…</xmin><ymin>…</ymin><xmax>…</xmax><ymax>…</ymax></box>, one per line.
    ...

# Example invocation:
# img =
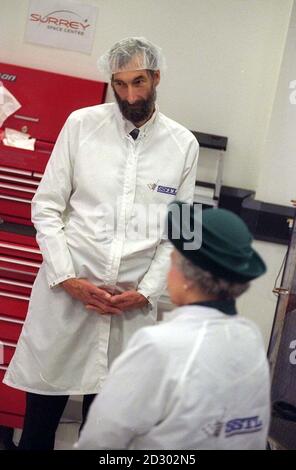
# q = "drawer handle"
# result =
<box><xmin>0</xmin><ymin>183</ymin><xmax>36</xmax><ymax>194</ymax></box>
<box><xmin>0</xmin><ymin>341</ymin><xmax>17</xmax><ymax>348</ymax></box>
<box><xmin>0</xmin><ymin>194</ymin><xmax>31</xmax><ymax>204</ymax></box>
<box><xmin>0</xmin><ymin>256</ymin><xmax>41</xmax><ymax>268</ymax></box>
<box><xmin>0</xmin><ymin>315</ymin><xmax>24</xmax><ymax>324</ymax></box>
<box><xmin>0</xmin><ymin>266</ymin><xmax>36</xmax><ymax>277</ymax></box>
<box><xmin>0</xmin><ymin>242</ymin><xmax>41</xmax><ymax>255</ymax></box>
<box><xmin>0</xmin><ymin>291</ymin><xmax>30</xmax><ymax>301</ymax></box>
<box><xmin>0</xmin><ymin>166</ymin><xmax>32</xmax><ymax>177</ymax></box>
<box><xmin>0</xmin><ymin>278</ymin><xmax>33</xmax><ymax>288</ymax></box>
<box><xmin>0</xmin><ymin>175</ymin><xmax>39</xmax><ymax>186</ymax></box>
<box><xmin>0</xmin><ymin>173</ymin><xmax>40</xmax><ymax>186</ymax></box>
<box><xmin>13</xmin><ymin>114</ymin><xmax>40</xmax><ymax>123</ymax></box>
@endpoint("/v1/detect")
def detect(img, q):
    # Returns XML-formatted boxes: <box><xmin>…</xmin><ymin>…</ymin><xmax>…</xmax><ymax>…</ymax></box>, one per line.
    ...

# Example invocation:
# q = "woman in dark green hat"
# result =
<box><xmin>77</xmin><ymin>203</ymin><xmax>270</xmax><ymax>450</ymax></box>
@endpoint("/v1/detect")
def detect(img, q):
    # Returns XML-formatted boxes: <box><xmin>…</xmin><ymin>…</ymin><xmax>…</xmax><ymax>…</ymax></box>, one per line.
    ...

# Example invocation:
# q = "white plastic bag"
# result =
<box><xmin>3</xmin><ymin>128</ymin><xmax>36</xmax><ymax>151</ymax></box>
<box><xmin>0</xmin><ymin>81</ymin><xmax>21</xmax><ymax>127</ymax></box>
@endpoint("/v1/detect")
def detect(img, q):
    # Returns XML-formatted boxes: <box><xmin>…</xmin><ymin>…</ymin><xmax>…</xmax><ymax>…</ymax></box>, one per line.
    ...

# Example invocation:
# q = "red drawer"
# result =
<box><xmin>0</xmin><ymin>145</ymin><xmax>50</xmax><ymax>174</ymax></box>
<box><xmin>0</xmin><ymin>164</ymin><xmax>33</xmax><ymax>177</ymax></box>
<box><xmin>0</xmin><ymin>186</ymin><xmax>35</xmax><ymax>200</ymax></box>
<box><xmin>0</xmin><ymin>168</ymin><xmax>40</xmax><ymax>189</ymax></box>
<box><xmin>0</xmin><ymin>318</ymin><xmax>24</xmax><ymax>343</ymax></box>
<box><xmin>0</xmin><ymin>196</ymin><xmax>32</xmax><ymax>221</ymax></box>
<box><xmin>0</xmin><ymin>268</ymin><xmax>36</xmax><ymax>284</ymax></box>
<box><xmin>0</xmin><ymin>215</ymin><xmax>32</xmax><ymax>226</ymax></box>
<box><xmin>0</xmin><ymin>240</ymin><xmax>42</xmax><ymax>262</ymax></box>
<box><xmin>0</xmin><ymin>369</ymin><xmax>26</xmax><ymax>417</ymax></box>
<box><xmin>0</xmin><ymin>292</ymin><xmax>29</xmax><ymax>320</ymax></box>
<box><xmin>0</xmin><ymin>411</ymin><xmax>24</xmax><ymax>428</ymax></box>
<box><xmin>0</xmin><ymin>229</ymin><xmax>39</xmax><ymax>249</ymax></box>
<box><xmin>0</xmin><ymin>255</ymin><xmax>40</xmax><ymax>275</ymax></box>
<box><xmin>0</xmin><ymin>279</ymin><xmax>32</xmax><ymax>296</ymax></box>
<box><xmin>1</xmin><ymin>343</ymin><xmax>16</xmax><ymax>367</ymax></box>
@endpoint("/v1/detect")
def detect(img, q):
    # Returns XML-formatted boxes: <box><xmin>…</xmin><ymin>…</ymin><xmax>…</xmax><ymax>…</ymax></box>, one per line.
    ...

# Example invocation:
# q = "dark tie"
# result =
<box><xmin>130</xmin><ymin>128</ymin><xmax>140</xmax><ymax>140</ymax></box>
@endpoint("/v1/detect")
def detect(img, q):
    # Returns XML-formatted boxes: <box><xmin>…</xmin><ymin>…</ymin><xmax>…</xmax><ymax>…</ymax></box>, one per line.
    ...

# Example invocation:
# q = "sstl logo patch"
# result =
<box><xmin>225</xmin><ymin>415</ymin><xmax>263</xmax><ymax>437</ymax></box>
<box><xmin>157</xmin><ymin>185</ymin><xmax>177</xmax><ymax>196</ymax></box>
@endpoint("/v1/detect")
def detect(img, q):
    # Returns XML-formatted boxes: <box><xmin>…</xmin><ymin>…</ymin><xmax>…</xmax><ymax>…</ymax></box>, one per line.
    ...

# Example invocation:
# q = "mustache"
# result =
<box><xmin>121</xmin><ymin>99</ymin><xmax>145</xmax><ymax>108</ymax></box>
<box><xmin>119</xmin><ymin>98</ymin><xmax>149</xmax><ymax>113</ymax></box>
<box><xmin>113</xmin><ymin>88</ymin><xmax>156</xmax><ymax>124</ymax></box>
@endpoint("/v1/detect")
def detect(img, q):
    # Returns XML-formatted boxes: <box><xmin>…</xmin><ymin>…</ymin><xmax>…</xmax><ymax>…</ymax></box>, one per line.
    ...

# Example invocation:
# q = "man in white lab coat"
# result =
<box><xmin>77</xmin><ymin>203</ymin><xmax>270</xmax><ymax>450</ymax></box>
<box><xmin>3</xmin><ymin>38</ymin><xmax>199</xmax><ymax>449</ymax></box>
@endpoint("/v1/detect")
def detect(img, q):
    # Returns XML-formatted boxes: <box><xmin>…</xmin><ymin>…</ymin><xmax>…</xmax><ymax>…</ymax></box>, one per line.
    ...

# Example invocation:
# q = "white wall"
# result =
<box><xmin>257</xmin><ymin>1</ymin><xmax>296</xmax><ymax>206</ymax></box>
<box><xmin>0</xmin><ymin>0</ymin><xmax>293</xmax><ymax>190</ymax></box>
<box><xmin>240</xmin><ymin>2</ymin><xmax>296</xmax><ymax>349</ymax></box>
<box><xmin>237</xmin><ymin>240</ymin><xmax>287</xmax><ymax>350</ymax></box>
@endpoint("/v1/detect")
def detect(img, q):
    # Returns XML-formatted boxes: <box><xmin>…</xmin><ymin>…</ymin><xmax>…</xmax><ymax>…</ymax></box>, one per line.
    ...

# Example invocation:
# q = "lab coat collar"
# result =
<box><xmin>169</xmin><ymin>301</ymin><xmax>237</xmax><ymax>324</ymax></box>
<box><xmin>188</xmin><ymin>299</ymin><xmax>237</xmax><ymax>316</ymax></box>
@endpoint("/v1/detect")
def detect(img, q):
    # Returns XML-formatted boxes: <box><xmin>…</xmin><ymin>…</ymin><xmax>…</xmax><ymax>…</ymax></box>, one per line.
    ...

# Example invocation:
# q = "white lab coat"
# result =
<box><xmin>77</xmin><ymin>305</ymin><xmax>271</xmax><ymax>450</ymax></box>
<box><xmin>4</xmin><ymin>103</ymin><xmax>199</xmax><ymax>394</ymax></box>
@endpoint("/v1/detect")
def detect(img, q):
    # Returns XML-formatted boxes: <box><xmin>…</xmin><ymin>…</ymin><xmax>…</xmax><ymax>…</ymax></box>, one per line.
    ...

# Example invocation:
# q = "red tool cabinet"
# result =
<box><xmin>0</xmin><ymin>62</ymin><xmax>107</xmax><ymax>429</ymax></box>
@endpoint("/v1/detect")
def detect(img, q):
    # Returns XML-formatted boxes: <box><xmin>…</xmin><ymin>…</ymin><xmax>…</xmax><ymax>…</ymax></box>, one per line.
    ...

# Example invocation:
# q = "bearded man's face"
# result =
<box><xmin>112</xmin><ymin>69</ymin><xmax>159</xmax><ymax>126</ymax></box>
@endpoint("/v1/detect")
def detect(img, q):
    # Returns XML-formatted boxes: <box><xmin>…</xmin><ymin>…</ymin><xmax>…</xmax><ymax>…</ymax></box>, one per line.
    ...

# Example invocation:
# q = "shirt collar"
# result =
<box><xmin>187</xmin><ymin>299</ymin><xmax>237</xmax><ymax>316</ymax></box>
<box><xmin>169</xmin><ymin>300</ymin><xmax>237</xmax><ymax>325</ymax></box>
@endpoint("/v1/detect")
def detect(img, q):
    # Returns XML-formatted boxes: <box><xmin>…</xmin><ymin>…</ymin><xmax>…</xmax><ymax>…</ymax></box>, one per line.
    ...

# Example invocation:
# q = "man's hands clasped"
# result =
<box><xmin>61</xmin><ymin>278</ymin><xmax>148</xmax><ymax>315</ymax></box>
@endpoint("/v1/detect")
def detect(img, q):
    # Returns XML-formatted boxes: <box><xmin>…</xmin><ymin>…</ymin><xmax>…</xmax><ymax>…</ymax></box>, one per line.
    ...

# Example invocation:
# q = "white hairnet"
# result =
<box><xmin>98</xmin><ymin>37</ymin><xmax>166</xmax><ymax>77</ymax></box>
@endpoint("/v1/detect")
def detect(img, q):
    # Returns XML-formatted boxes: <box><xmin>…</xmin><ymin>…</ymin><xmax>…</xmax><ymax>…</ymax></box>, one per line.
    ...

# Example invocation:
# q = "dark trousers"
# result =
<box><xmin>18</xmin><ymin>392</ymin><xmax>96</xmax><ymax>450</ymax></box>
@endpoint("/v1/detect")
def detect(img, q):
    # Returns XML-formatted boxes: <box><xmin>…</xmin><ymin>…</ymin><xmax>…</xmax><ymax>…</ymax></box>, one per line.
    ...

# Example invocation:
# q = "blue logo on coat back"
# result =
<box><xmin>157</xmin><ymin>185</ymin><xmax>177</xmax><ymax>196</ymax></box>
<box><xmin>225</xmin><ymin>415</ymin><xmax>263</xmax><ymax>438</ymax></box>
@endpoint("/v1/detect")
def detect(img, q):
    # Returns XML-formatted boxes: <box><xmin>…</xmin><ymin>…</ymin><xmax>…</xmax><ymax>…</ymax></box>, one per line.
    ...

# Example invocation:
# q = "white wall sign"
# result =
<box><xmin>25</xmin><ymin>0</ymin><xmax>98</xmax><ymax>54</ymax></box>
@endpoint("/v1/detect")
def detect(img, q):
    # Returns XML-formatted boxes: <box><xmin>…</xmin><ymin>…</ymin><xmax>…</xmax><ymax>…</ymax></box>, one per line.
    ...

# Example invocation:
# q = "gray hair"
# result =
<box><xmin>176</xmin><ymin>254</ymin><xmax>250</xmax><ymax>299</ymax></box>
<box><xmin>98</xmin><ymin>37</ymin><xmax>166</xmax><ymax>78</ymax></box>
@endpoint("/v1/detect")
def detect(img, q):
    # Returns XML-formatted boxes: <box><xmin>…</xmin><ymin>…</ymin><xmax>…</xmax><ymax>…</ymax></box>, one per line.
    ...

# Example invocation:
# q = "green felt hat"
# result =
<box><xmin>167</xmin><ymin>201</ymin><xmax>266</xmax><ymax>283</ymax></box>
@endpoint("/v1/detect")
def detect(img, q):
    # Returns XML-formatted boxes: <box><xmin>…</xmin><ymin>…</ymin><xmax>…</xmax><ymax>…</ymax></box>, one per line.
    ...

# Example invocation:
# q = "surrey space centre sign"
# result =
<box><xmin>25</xmin><ymin>0</ymin><xmax>98</xmax><ymax>54</ymax></box>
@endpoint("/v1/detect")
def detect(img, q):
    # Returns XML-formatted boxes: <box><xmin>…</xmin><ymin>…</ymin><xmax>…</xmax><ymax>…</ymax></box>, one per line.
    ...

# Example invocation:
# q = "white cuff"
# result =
<box><xmin>137</xmin><ymin>289</ymin><xmax>157</xmax><ymax>309</ymax></box>
<box><xmin>49</xmin><ymin>273</ymin><xmax>76</xmax><ymax>288</ymax></box>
